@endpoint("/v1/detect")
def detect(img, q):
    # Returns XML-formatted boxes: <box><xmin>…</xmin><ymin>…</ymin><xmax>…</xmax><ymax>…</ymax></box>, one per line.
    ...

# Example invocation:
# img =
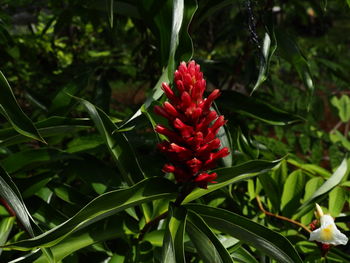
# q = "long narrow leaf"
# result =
<box><xmin>186</xmin><ymin>210</ymin><xmax>233</xmax><ymax>263</ymax></box>
<box><xmin>0</xmin><ymin>165</ymin><xmax>34</xmax><ymax>237</ymax></box>
<box><xmin>80</xmin><ymin>98</ymin><xmax>145</xmax><ymax>185</ymax></box>
<box><xmin>0</xmin><ymin>71</ymin><xmax>45</xmax><ymax>143</ymax></box>
<box><xmin>162</xmin><ymin>204</ymin><xmax>187</xmax><ymax>263</ymax></box>
<box><xmin>185</xmin><ymin>204</ymin><xmax>303</xmax><ymax>263</ymax></box>
<box><xmin>218</xmin><ymin>90</ymin><xmax>303</xmax><ymax>125</ymax></box>
<box><xmin>3</xmin><ymin>177</ymin><xmax>177</xmax><ymax>250</ymax></box>
<box><xmin>184</xmin><ymin>159</ymin><xmax>281</xmax><ymax>203</ymax></box>
<box><xmin>294</xmin><ymin>157</ymin><xmax>348</xmax><ymax>219</ymax></box>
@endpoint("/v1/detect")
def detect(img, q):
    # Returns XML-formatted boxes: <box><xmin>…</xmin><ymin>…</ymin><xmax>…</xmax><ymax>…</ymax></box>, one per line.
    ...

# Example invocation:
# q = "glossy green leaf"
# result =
<box><xmin>184</xmin><ymin>159</ymin><xmax>281</xmax><ymax>203</ymax></box>
<box><xmin>0</xmin><ymin>71</ymin><xmax>45</xmax><ymax>143</ymax></box>
<box><xmin>32</xmin><ymin>216</ymin><xmax>124</xmax><ymax>263</ymax></box>
<box><xmin>287</xmin><ymin>159</ymin><xmax>331</xmax><ymax>178</ymax></box>
<box><xmin>0</xmin><ymin>117</ymin><xmax>90</xmax><ymax>147</ymax></box>
<box><xmin>186</xmin><ymin>210</ymin><xmax>233</xmax><ymax>263</ymax></box>
<box><xmin>0</xmin><ymin>167</ymin><xmax>54</xmax><ymax>262</ymax></box>
<box><xmin>162</xmin><ymin>204</ymin><xmax>187</xmax><ymax>263</ymax></box>
<box><xmin>122</xmin><ymin>0</ymin><xmax>197</xmax><ymax>126</ymax></box>
<box><xmin>301</xmin><ymin>177</ymin><xmax>324</xmax><ymax>225</ymax></box>
<box><xmin>251</xmin><ymin>31</ymin><xmax>277</xmax><ymax>94</ymax></box>
<box><xmin>294</xmin><ymin>157</ymin><xmax>348</xmax><ymax>219</ymax></box>
<box><xmin>218</xmin><ymin>91</ymin><xmax>303</xmax><ymax>125</ymax></box>
<box><xmin>280</xmin><ymin>170</ymin><xmax>305</xmax><ymax>217</ymax></box>
<box><xmin>80</xmin><ymin>98</ymin><xmax>145</xmax><ymax>185</ymax></box>
<box><xmin>3</xmin><ymin>177</ymin><xmax>177</xmax><ymax>250</ymax></box>
<box><xmin>328</xmin><ymin>187</ymin><xmax>347</xmax><ymax>217</ymax></box>
<box><xmin>0</xmin><ymin>165</ymin><xmax>34</xmax><ymax>237</ymax></box>
<box><xmin>0</xmin><ymin>217</ymin><xmax>15</xmax><ymax>255</ymax></box>
<box><xmin>185</xmin><ymin>204</ymin><xmax>303</xmax><ymax>263</ymax></box>
<box><xmin>0</xmin><ymin>148</ymin><xmax>73</xmax><ymax>174</ymax></box>
<box><xmin>231</xmin><ymin>246</ymin><xmax>259</xmax><ymax>263</ymax></box>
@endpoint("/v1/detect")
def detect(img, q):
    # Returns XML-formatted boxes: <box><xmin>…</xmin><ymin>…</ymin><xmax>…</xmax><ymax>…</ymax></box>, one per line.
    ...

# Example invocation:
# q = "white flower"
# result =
<box><xmin>309</xmin><ymin>204</ymin><xmax>348</xmax><ymax>246</ymax></box>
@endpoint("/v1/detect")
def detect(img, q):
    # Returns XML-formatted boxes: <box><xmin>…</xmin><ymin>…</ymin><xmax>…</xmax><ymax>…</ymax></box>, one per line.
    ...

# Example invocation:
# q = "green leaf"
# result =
<box><xmin>294</xmin><ymin>157</ymin><xmax>348</xmax><ymax>219</ymax></box>
<box><xmin>184</xmin><ymin>159</ymin><xmax>281</xmax><ymax>203</ymax></box>
<box><xmin>301</xmin><ymin>177</ymin><xmax>324</xmax><ymax>225</ymax></box>
<box><xmin>275</xmin><ymin>29</ymin><xmax>314</xmax><ymax>107</ymax></box>
<box><xmin>0</xmin><ymin>165</ymin><xmax>34</xmax><ymax>237</ymax></box>
<box><xmin>329</xmin><ymin>129</ymin><xmax>350</xmax><ymax>150</ymax></box>
<box><xmin>0</xmin><ymin>71</ymin><xmax>45</xmax><ymax>143</ymax></box>
<box><xmin>218</xmin><ymin>91</ymin><xmax>303</xmax><ymax>125</ymax></box>
<box><xmin>186</xmin><ymin>210</ymin><xmax>233</xmax><ymax>263</ymax></box>
<box><xmin>32</xmin><ymin>216</ymin><xmax>124</xmax><ymax>263</ymax></box>
<box><xmin>185</xmin><ymin>204</ymin><xmax>303</xmax><ymax>263</ymax></box>
<box><xmin>231</xmin><ymin>246</ymin><xmax>259</xmax><ymax>263</ymax></box>
<box><xmin>107</xmin><ymin>0</ymin><xmax>114</xmax><ymax>28</ymax></box>
<box><xmin>258</xmin><ymin>173</ymin><xmax>281</xmax><ymax>211</ymax></box>
<box><xmin>280</xmin><ymin>170</ymin><xmax>305</xmax><ymax>217</ymax></box>
<box><xmin>0</xmin><ymin>217</ymin><xmax>15</xmax><ymax>255</ymax></box>
<box><xmin>10</xmin><ymin>216</ymin><xmax>125</xmax><ymax>263</ymax></box>
<box><xmin>0</xmin><ymin>167</ymin><xmax>54</xmax><ymax>262</ymax></box>
<box><xmin>328</xmin><ymin>187</ymin><xmax>347</xmax><ymax>217</ymax></box>
<box><xmin>331</xmin><ymin>95</ymin><xmax>350</xmax><ymax>123</ymax></box>
<box><xmin>162</xmin><ymin>204</ymin><xmax>187</xmax><ymax>263</ymax></box>
<box><xmin>80</xmin><ymin>98</ymin><xmax>145</xmax><ymax>185</ymax></box>
<box><xmin>3</xmin><ymin>177</ymin><xmax>177</xmax><ymax>250</ymax></box>
<box><xmin>251</xmin><ymin>31</ymin><xmax>277</xmax><ymax>94</ymax></box>
<box><xmin>0</xmin><ymin>118</ymin><xmax>90</xmax><ymax>147</ymax></box>
<box><xmin>0</xmin><ymin>148</ymin><xmax>73</xmax><ymax>174</ymax></box>
<box><xmin>287</xmin><ymin>159</ymin><xmax>331</xmax><ymax>178</ymax></box>
<box><xmin>121</xmin><ymin>0</ymin><xmax>197</xmax><ymax>126</ymax></box>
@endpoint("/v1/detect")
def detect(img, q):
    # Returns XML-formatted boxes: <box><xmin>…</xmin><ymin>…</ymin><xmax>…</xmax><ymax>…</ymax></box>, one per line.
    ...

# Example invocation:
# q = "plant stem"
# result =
<box><xmin>256</xmin><ymin>195</ymin><xmax>311</xmax><ymax>233</ymax></box>
<box><xmin>137</xmin><ymin>183</ymin><xmax>195</xmax><ymax>241</ymax></box>
<box><xmin>137</xmin><ymin>212</ymin><xmax>168</xmax><ymax>242</ymax></box>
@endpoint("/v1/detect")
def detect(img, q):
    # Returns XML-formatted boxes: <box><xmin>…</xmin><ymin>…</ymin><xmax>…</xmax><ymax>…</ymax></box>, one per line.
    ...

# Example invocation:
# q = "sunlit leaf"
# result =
<box><xmin>294</xmin><ymin>158</ymin><xmax>348</xmax><ymax>219</ymax></box>
<box><xmin>251</xmin><ymin>31</ymin><xmax>277</xmax><ymax>94</ymax></box>
<box><xmin>161</xmin><ymin>204</ymin><xmax>187</xmax><ymax>263</ymax></box>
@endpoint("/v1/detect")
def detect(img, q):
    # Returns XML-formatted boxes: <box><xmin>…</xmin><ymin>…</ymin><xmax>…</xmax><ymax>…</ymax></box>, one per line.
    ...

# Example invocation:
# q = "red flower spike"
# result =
<box><xmin>154</xmin><ymin>61</ymin><xmax>229</xmax><ymax>189</ymax></box>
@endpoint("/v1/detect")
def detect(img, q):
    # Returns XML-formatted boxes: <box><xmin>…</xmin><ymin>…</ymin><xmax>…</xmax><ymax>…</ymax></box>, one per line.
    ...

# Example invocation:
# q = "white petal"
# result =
<box><xmin>309</xmin><ymin>214</ymin><xmax>349</xmax><ymax>246</ymax></box>
<box><xmin>331</xmin><ymin>228</ymin><xmax>349</xmax><ymax>246</ymax></box>
<box><xmin>309</xmin><ymin>228</ymin><xmax>322</xmax><ymax>242</ymax></box>
<box><xmin>320</xmin><ymin>215</ymin><xmax>335</xmax><ymax>227</ymax></box>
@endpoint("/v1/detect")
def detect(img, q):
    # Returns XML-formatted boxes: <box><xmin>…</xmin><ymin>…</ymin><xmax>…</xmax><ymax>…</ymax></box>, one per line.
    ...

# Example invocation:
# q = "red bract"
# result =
<box><xmin>154</xmin><ymin>61</ymin><xmax>229</xmax><ymax>189</ymax></box>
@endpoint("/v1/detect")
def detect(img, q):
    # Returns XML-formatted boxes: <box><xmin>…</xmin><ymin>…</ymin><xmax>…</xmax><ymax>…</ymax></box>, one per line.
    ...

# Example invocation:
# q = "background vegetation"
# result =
<box><xmin>0</xmin><ymin>0</ymin><xmax>350</xmax><ymax>262</ymax></box>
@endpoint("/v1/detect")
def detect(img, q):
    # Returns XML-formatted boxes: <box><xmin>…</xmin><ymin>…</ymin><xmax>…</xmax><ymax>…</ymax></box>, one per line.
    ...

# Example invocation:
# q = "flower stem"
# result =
<box><xmin>137</xmin><ymin>212</ymin><xmax>168</xmax><ymax>242</ymax></box>
<box><xmin>256</xmin><ymin>195</ymin><xmax>311</xmax><ymax>233</ymax></box>
<box><xmin>138</xmin><ymin>183</ymin><xmax>195</xmax><ymax>241</ymax></box>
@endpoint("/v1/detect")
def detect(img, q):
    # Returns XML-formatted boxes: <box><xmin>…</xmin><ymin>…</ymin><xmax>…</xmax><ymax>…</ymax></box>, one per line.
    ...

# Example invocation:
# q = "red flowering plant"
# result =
<box><xmin>154</xmin><ymin>61</ymin><xmax>229</xmax><ymax>190</ymax></box>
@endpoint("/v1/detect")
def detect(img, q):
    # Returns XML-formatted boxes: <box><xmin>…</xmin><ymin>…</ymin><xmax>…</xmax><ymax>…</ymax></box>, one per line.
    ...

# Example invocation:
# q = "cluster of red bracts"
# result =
<box><xmin>154</xmin><ymin>61</ymin><xmax>229</xmax><ymax>189</ymax></box>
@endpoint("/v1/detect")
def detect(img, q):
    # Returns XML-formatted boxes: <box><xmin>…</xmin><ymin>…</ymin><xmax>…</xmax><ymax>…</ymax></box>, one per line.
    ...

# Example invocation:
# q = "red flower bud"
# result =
<box><xmin>194</xmin><ymin>173</ymin><xmax>218</xmax><ymax>189</ymax></box>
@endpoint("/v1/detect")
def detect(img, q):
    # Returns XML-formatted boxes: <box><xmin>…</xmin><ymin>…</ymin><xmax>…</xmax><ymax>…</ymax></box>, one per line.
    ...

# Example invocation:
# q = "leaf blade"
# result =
<box><xmin>0</xmin><ymin>71</ymin><xmax>45</xmax><ymax>143</ymax></box>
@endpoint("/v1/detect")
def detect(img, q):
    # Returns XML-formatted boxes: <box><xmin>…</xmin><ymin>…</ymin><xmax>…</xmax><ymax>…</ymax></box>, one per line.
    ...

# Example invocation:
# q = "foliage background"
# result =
<box><xmin>0</xmin><ymin>0</ymin><xmax>350</xmax><ymax>262</ymax></box>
